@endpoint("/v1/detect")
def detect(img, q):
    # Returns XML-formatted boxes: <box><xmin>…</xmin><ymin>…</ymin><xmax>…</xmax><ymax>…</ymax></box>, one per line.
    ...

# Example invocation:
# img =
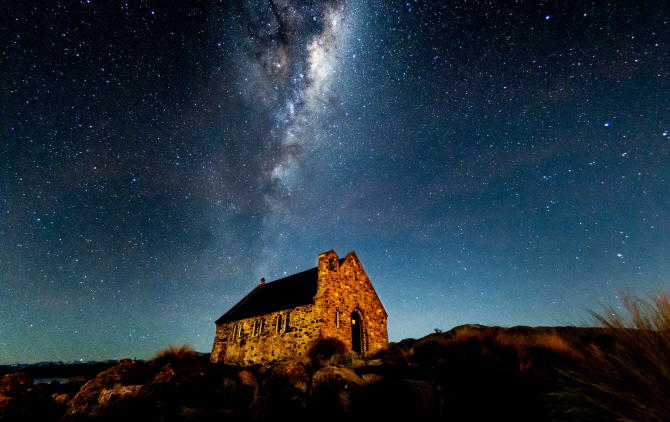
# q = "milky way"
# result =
<box><xmin>1</xmin><ymin>1</ymin><xmax>669</xmax><ymax>364</ymax></box>
<box><xmin>228</xmin><ymin>0</ymin><xmax>356</xmax><ymax>272</ymax></box>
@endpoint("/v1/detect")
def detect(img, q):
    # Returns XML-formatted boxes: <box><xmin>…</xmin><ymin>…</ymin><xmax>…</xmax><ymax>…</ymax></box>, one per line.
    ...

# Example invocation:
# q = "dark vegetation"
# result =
<box><xmin>148</xmin><ymin>344</ymin><xmax>198</xmax><ymax>368</ymax></box>
<box><xmin>305</xmin><ymin>336</ymin><xmax>348</xmax><ymax>362</ymax></box>
<box><xmin>1</xmin><ymin>292</ymin><xmax>668</xmax><ymax>421</ymax></box>
<box><xmin>552</xmin><ymin>292</ymin><xmax>670</xmax><ymax>422</ymax></box>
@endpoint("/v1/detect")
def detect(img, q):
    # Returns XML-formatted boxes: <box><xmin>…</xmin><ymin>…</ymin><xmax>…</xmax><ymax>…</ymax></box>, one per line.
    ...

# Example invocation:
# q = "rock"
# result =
<box><xmin>130</xmin><ymin>359</ymin><xmax>247</xmax><ymax>421</ymax></box>
<box><xmin>311</xmin><ymin>366</ymin><xmax>367</xmax><ymax>414</ymax></box>
<box><xmin>178</xmin><ymin>406</ymin><xmax>236</xmax><ymax>420</ymax></box>
<box><xmin>361</xmin><ymin>373</ymin><xmax>383</xmax><ymax>385</ymax></box>
<box><xmin>221</xmin><ymin>377</ymin><xmax>241</xmax><ymax>397</ymax></box>
<box><xmin>329</xmin><ymin>351</ymin><xmax>366</xmax><ymax>368</ymax></box>
<box><xmin>52</xmin><ymin>392</ymin><xmax>72</xmax><ymax>406</ymax></box>
<box><xmin>0</xmin><ymin>372</ymin><xmax>32</xmax><ymax>397</ymax></box>
<box><xmin>258</xmin><ymin>360</ymin><xmax>309</xmax><ymax>394</ymax></box>
<box><xmin>0</xmin><ymin>372</ymin><xmax>62</xmax><ymax>422</ymax></box>
<box><xmin>363</xmin><ymin>378</ymin><xmax>442</xmax><ymax>419</ymax></box>
<box><xmin>132</xmin><ymin>360</ymin><xmax>210</xmax><ymax>420</ymax></box>
<box><xmin>289</xmin><ymin>355</ymin><xmax>313</xmax><ymax>367</ymax></box>
<box><xmin>237</xmin><ymin>368</ymin><xmax>258</xmax><ymax>389</ymax></box>
<box><xmin>250</xmin><ymin>360</ymin><xmax>309</xmax><ymax>420</ymax></box>
<box><xmin>235</xmin><ymin>369</ymin><xmax>258</xmax><ymax>408</ymax></box>
<box><xmin>63</xmin><ymin>359</ymin><xmax>154</xmax><ymax>421</ymax></box>
<box><xmin>97</xmin><ymin>384</ymin><xmax>143</xmax><ymax>408</ymax></box>
<box><xmin>393</xmin><ymin>379</ymin><xmax>442</xmax><ymax>412</ymax></box>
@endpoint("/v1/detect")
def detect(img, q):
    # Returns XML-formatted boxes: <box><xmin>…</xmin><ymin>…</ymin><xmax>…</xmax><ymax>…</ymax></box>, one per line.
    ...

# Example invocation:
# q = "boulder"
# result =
<box><xmin>131</xmin><ymin>360</ymin><xmax>210</xmax><ymax>420</ymax></box>
<box><xmin>127</xmin><ymin>359</ymin><xmax>249</xmax><ymax>421</ymax></box>
<box><xmin>63</xmin><ymin>359</ymin><xmax>154</xmax><ymax>421</ymax></box>
<box><xmin>0</xmin><ymin>372</ymin><xmax>63</xmax><ymax>422</ymax></box>
<box><xmin>0</xmin><ymin>372</ymin><xmax>33</xmax><ymax>397</ymax></box>
<box><xmin>329</xmin><ymin>351</ymin><xmax>366</xmax><ymax>368</ymax></box>
<box><xmin>392</xmin><ymin>379</ymin><xmax>443</xmax><ymax>412</ymax></box>
<box><xmin>236</xmin><ymin>369</ymin><xmax>258</xmax><ymax>389</ymax></box>
<box><xmin>361</xmin><ymin>373</ymin><xmax>383</xmax><ymax>385</ymax></box>
<box><xmin>311</xmin><ymin>366</ymin><xmax>367</xmax><ymax>414</ymax></box>
<box><xmin>250</xmin><ymin>360</ymin><xmax>309</xmax><ymax>420</ymax></box>
<box><xmin>363</xmin><ymin>378</ymin><xmax>442</xmax><ymax>419</ymax></box>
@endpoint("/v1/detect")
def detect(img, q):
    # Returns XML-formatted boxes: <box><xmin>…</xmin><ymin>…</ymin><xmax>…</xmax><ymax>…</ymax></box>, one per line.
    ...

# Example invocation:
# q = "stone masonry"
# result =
<box><xmin>211</xmin><ymin>250</ymin><xmax>388</xmax><ymax>365</ymax></box>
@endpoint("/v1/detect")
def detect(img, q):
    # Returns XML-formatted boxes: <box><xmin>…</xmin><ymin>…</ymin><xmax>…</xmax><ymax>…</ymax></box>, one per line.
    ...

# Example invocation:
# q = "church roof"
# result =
<box><xmin>215</xmin><ymin>258</ymin><xmax>345</xmax><ymax>324</ymax></box>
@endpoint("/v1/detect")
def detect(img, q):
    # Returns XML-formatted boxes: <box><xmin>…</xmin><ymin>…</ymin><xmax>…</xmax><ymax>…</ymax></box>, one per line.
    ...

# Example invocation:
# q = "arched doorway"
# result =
<box><xmin>351</xmin><ymin>311</ymin><xmax>362</xmax><ymax>355</ymax></box>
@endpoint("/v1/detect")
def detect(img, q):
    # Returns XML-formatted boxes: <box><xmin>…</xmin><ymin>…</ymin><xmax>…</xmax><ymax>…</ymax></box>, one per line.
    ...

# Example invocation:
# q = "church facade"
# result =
<box><xmin>210</xmin><ymin>250</ymin><xmax>388</xmax><ymax>365</ymax></box>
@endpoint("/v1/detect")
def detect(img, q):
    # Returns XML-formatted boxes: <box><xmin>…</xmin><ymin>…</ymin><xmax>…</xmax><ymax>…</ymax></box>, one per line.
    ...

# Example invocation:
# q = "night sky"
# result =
<box><xmin>2</xmin><ymin>1</ymin><xmax>669</xmax><ymax>364</ymax></box>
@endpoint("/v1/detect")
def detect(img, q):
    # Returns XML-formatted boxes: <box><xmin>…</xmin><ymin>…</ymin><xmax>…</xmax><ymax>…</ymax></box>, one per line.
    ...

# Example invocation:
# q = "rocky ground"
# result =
<box><xmin>0</xmin><ymin>325</ymin><xmax>634</xmax><ymax>422</ymax></box>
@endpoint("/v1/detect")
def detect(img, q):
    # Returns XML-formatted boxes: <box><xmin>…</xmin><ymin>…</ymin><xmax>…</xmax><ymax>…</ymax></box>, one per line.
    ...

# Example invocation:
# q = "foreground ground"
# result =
<box><xmin>1</xmin><ymin>321</ymin><xmax>668</xmax><ymax>422</ymax></box>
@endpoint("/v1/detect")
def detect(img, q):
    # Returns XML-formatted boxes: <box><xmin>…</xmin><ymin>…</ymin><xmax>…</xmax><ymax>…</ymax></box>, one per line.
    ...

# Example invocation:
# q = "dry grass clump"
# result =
<box><xmin>531</xmin><ymin>333</ymin><xmax>582</xmax><ymax>361</ymax></box>
<box><xmin>305</xmin><ymin>336</ymin><xmax>348</xmax><ymax>361</ymax></box>
<box><xmin>554</xmin><ymin>291</ymin><xmax>670</xmax><ymax>422</ymax></box>
<box><xmin>150</xmin><ymin>344</ymin><xmax>198</xmax><ymax>368</ymax></box>
<box><xmin>370</xmin><ymin>341</ymin><xmax>412</xmax><ymax>364</ymax></box>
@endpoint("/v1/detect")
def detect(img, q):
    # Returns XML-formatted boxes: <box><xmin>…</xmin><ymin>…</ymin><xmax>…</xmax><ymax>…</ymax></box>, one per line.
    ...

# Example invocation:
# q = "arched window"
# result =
<box><xmin>276</xmin><ymin>314</ymin><xmax>282</xmax><ymax>333</ymax></box>
<box><xmin>259</xmin><ymin>319</ymin><xmax>265</xmax><ymax>335</ymax></box>
<box><xmin>238</xmin><ymin>323</ymin><xmax>244</xmax><ymax>338</ymax></box>
<box><xmin>285</xmin><ymin>312</ymin><xmax>291</xmax><ymax>331</ymax></box>
<box><xmin>252</xmin><ymin>320</ymin><xmax>258</xmax><ymax>336</ymax></box>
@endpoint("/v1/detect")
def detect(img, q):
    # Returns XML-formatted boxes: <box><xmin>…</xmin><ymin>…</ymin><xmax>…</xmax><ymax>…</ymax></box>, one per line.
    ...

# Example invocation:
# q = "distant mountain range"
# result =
<box><xmin>0</xmin><ymin>360</ymin><xmax>121</xmax><ymax>380</ymax></box>
<box><xmin>0</xmin><ymin>353</ymin><xmax>212</xmax><ymax>380</ymax></box>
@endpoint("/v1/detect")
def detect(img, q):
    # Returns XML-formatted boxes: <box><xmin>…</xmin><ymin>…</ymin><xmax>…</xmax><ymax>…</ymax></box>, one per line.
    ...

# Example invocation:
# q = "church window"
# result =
<box><xmin>276</xmin><ymin>314</ymin><xmax>282</xmax><ymax>333</ymax></box>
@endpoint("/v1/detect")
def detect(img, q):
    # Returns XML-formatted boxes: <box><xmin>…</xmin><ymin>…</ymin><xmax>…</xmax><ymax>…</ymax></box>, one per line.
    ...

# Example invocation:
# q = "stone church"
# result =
<box><xmin>210</xmin><ymin>250</ymin><xmax>388</xmax><ymax>365</ymax></box>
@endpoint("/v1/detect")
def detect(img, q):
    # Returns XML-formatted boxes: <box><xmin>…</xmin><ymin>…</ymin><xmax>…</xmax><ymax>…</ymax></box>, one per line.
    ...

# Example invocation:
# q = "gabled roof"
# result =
<box><xmin>215</xmin><ymin>258</ymin><xmax>345</xmax><ymax>324</ymax></box>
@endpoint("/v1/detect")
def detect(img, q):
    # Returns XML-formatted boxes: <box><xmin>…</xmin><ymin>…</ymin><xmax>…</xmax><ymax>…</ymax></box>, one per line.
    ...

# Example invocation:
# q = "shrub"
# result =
<box><xmin>553</xmin><ymin>291</ymin><xmax>670</xmax><ymax>422</ymax></box>
<box><xmin>305</xmin><ymin>336</ymin><xmax>348</xmax><ymax>361</ymax></box>
<box><xmin>150</xmin><ymin>344</ymin><xmax>197</xmax><ymax>368</ymax></box>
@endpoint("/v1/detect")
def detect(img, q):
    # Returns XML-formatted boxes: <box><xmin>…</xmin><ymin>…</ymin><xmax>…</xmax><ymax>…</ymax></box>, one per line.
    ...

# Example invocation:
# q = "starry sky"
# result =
<box><xmin>2</xmin><ymin>0</ymin><xmax>669</xmax><ymax>364</ymax></box>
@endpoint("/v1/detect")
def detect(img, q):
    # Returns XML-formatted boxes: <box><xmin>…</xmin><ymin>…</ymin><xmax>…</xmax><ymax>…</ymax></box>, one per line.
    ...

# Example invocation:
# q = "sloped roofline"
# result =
<box><xmin>215</xmin><ymin>282</ymin><xmax>264</xmax><ymax>324</ymax></box>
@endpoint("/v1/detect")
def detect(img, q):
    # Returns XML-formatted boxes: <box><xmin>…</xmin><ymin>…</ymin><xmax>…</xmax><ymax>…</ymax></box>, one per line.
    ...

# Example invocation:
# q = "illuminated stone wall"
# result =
<box><xmin>315</xmin><ymin>250</ymin><xmax>389</xmax><ymax>356</ymax></box>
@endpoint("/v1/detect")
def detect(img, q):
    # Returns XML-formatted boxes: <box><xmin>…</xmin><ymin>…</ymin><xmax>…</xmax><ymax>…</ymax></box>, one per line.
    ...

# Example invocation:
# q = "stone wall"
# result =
<box><xmin>316</xmin><ymin>250</ymin><xmax>389</xmax><ymax>356</ymax></box>
<box><xmin>211</xmin><ymin>304</ymin><xmax>321</xmax><ymax>365</ymax></box>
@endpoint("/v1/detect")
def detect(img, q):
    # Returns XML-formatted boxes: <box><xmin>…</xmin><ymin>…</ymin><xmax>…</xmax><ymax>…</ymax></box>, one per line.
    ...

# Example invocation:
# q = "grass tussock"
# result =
<box><xmin>150</xmin><ymin>344</ymin><xmax>197</xmax><ymax>368</ymax></box>
<box><xmin>305</xmin><ymin>336</ymin><xmax>348</xmax><ymax>361</ymax></box>
<box><xmin>370</xmin><ymin>341</ymin><xmax>412</xmax><ymax>364</ymax></box>
<box><xmin>554</xmin><ymin>291</ymin><xmax>670</xmax><ymax>422</ymax></box>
